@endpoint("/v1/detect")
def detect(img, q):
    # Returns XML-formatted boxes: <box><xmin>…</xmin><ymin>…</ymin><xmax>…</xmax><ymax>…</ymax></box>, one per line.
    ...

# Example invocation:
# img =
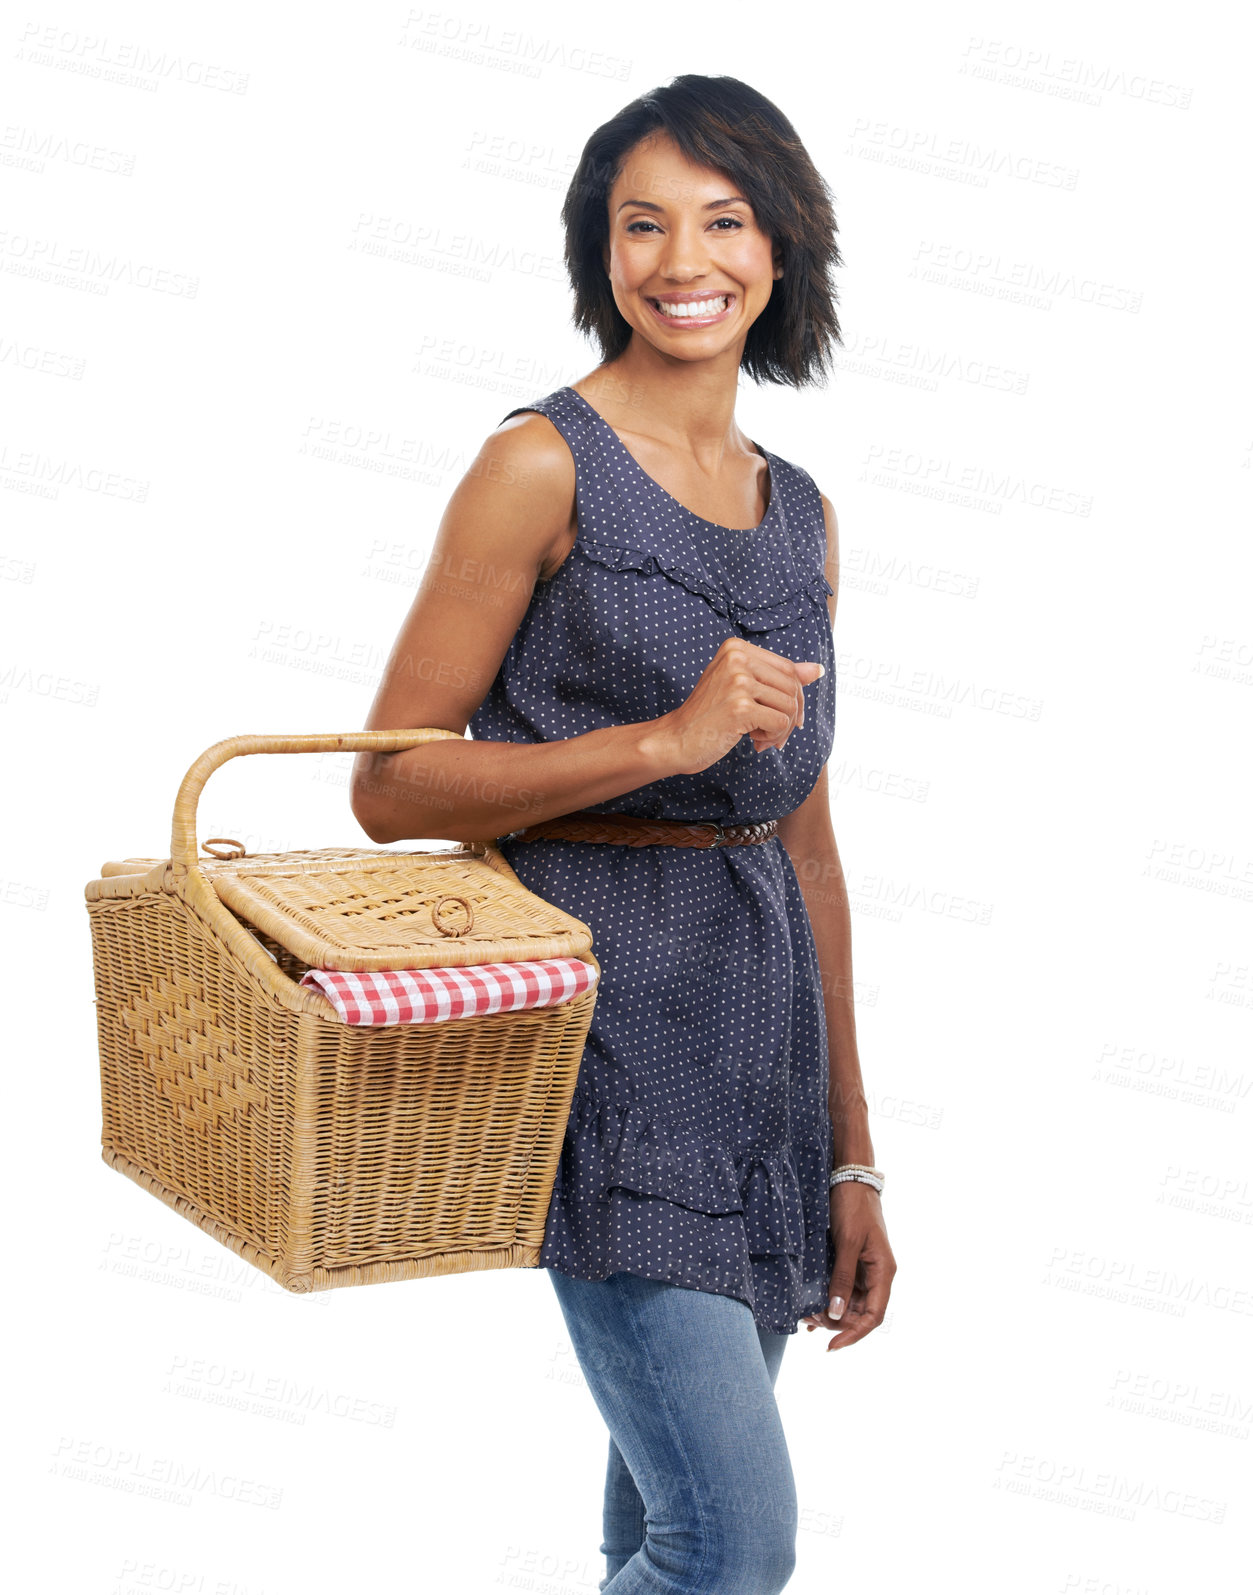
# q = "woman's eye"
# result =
<box><xmin>625</xmin><ymin>216</ymin><xmax>745</xmax><ymax>235</ymax></box>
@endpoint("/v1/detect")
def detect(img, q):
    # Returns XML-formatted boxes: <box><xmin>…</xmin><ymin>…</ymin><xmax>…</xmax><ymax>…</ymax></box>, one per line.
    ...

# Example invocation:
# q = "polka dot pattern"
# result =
<box><xmin>468</xmin><ymin>384</ymin><xmax>838</xmax><ymax>1335</ymax></box>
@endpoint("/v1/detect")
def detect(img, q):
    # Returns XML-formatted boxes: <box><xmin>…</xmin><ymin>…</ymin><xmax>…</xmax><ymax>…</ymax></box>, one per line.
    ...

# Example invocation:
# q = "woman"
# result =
<box><xmin>352</xmin><ymin>74</ymin><xmax>896</xmax><ymax>1595</ymax></box>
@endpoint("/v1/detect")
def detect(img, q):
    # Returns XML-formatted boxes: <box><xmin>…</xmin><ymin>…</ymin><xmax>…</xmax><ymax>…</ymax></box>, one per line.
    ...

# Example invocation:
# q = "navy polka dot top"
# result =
<box><xmin>468</xmin><ymin>384</ymin><xmax>837</xmax><ymax>1335</ymax></box>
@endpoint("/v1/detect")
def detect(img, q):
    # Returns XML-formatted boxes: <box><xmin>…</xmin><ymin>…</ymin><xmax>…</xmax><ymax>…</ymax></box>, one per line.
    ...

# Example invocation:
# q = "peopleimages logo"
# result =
<box><xmin>910</xmin><ymin>241</ymin><xmax>1143</xmax><ymax>314</ymax></box>
<box><xmin>49</xmin><ymin>1436</ymin><xmax>283</xmax><ymax>1510</ymax></box>
<box><xmin>845</xmin><ymin>120</ymin><xmax>1080</xmax><ymax>190</ymax></box>
<box><xmin>860</xmin><ymin>443</ymin><xmax>1093</xmax><ymax>518</ymax></box>
<box><xmin>958</xmin><ymin>36</ymin><xmax>1192</xmax><ymax>110</ymax></box>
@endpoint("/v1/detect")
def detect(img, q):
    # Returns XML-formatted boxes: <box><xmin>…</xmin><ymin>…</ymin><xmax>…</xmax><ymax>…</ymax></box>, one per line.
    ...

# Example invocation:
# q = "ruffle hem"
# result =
<box><xmin>537</xmin><ymin>1088</ymin><xmax>835</xmax><ymax>1336</ymax></box>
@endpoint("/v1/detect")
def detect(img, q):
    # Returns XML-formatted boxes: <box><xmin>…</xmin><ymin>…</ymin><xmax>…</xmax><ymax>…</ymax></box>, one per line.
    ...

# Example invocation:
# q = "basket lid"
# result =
<box><xmin>199</xmin><ymin>845</ymin><xmax>593</xmax><ymax>972</ymax></box>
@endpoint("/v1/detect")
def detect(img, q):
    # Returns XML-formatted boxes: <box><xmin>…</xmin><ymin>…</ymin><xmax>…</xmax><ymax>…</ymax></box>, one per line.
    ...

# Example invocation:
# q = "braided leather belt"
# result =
<box><xmin>505</xmin><ymin>809</ymin><xmax>779</xmax><ymax>848</ymax></box>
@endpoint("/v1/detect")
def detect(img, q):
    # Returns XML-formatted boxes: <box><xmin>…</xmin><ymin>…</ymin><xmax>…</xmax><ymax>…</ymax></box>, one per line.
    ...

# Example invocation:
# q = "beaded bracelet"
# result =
<box><xmin>829</xmin><ymin>1162</ymin><xmax>885</xmax><ymax>1194</ymax></box>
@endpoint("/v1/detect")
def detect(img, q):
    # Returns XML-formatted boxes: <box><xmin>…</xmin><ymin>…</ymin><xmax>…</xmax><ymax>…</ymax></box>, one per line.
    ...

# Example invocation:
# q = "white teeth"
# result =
<box><xmin>656</xmin><ymin>295</ymin><xmax>729</xmax><ymax>318</ymax></box>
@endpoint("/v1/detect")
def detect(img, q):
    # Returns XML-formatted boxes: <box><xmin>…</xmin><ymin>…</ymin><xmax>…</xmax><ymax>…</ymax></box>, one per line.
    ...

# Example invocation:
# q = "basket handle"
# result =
<box><xmin>170</xmin><ymin>729</ymin><xmax>468</xmax><ymax>870</ymax></box>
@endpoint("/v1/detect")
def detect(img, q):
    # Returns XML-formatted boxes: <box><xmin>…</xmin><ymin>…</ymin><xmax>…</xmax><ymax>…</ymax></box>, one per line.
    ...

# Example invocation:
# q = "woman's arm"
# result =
<box><xmin>775</xmin><ymin>493</ymin><xmax>873</xmax><ymax>1160</ymax></box>
<box><xmin>781</xmin><ymin>492</ymin><xmax>895</xmax><ymax>1348</ymax></box>
<box><xmin>350</xmin><ymin>413</ymin><xmax>680</xmax><ymax>845</ymax></box>
<box><xmin>776</xmin><ymin>767</ymin><xmax>874</xmax><ymax>1164</ymax></box>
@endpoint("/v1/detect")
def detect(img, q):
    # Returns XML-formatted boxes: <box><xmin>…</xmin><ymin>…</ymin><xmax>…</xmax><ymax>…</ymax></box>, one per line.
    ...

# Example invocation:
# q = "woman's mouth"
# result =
<box><xmin>646</xmin><ymin>293</ymin><xmax>735</xmax><ymax>328</ymax></box>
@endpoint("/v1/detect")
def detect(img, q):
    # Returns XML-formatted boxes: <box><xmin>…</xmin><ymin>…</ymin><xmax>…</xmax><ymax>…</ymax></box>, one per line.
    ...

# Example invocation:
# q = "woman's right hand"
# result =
<box><xmin>654</xmin><ymin>636</ymin><xmax>825</xmax><ymax>775</ymax></box>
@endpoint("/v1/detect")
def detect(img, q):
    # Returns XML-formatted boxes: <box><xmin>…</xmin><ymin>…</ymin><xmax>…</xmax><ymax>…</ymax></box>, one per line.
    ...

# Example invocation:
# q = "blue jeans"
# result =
<box><xmin>547</xmin><ymin>1268</ymin><xmax>797</xmax><ymax>1593</ymax></box>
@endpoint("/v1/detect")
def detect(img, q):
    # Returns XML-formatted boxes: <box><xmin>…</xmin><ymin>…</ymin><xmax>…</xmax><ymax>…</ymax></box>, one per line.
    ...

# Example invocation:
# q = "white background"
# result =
<box><xmin>4</xmin><ymin>2</ymin><xmax>1250</xmax><ymax>1591</ymax></box>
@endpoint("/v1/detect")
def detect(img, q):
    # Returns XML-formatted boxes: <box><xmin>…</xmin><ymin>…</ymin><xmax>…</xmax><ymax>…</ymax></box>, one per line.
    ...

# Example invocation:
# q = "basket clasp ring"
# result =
<box><xmin>203</xmin><ymin>837</ymin><xmax>247</xmax><ymax>860</ymax></box>
<box><xmin>431</xmin><ymin>894</ymin><xmax>475</xmax><ymax>937</ymax></box>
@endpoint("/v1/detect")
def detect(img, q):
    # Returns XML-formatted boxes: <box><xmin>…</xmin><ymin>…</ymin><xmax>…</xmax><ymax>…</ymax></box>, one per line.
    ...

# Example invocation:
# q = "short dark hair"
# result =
<box><xmin>561</xmin><ymin>74</ymin><xmax>842</xmax><ymax>388</ymax></box>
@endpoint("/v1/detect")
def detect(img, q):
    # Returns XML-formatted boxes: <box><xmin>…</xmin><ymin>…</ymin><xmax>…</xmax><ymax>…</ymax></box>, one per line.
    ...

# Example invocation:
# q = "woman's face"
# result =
<box><xmin>603</xmin><ymin>131</ymin><xmax>780</xmax><ymax>363</ymax></box>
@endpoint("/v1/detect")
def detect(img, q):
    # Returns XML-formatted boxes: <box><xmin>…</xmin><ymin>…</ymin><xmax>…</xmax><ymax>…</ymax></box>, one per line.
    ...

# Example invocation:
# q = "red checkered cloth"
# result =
<box><xmin>298</xmin><ymin>957</ymin><xmax>598</xmax><ymax>1026</ymax></box>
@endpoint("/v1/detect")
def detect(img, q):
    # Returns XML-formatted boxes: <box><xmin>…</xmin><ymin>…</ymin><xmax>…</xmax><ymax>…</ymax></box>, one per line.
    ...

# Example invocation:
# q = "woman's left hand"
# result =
<box><xmin>802</xmin><ymin>1182</ymin><xmax>896</xmax><ymax>1350</ymax></box>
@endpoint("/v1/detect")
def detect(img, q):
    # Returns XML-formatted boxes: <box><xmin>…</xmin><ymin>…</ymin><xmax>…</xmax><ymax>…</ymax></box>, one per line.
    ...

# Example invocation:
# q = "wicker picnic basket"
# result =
<box><xmin>85</xmin><ymin>729</ymin><xmax>599</xmax><ymax>1294</ymax></box>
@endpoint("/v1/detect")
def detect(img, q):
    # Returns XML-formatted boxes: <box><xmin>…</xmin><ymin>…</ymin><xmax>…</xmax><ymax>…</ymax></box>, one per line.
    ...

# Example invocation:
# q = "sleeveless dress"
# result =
<box><xmin>468</xmin><ymin>384</ymin><xmax>837</xmax><ymax>1335</ymax></box>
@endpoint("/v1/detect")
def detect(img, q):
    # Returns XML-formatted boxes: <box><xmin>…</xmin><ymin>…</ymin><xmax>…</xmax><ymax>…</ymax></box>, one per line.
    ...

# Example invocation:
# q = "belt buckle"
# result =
<box><xmin>701</xmin><ymin>822</ymin><xmax>726</xmax><ymax>848</ymax></box>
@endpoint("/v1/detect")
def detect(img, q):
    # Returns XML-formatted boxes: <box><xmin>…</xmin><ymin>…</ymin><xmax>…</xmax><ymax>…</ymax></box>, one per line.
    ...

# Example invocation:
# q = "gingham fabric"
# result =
<box><xmin>299</xmin><ymin>957</ymin><xmax>598</xmax><ymax>1026</ymax></box>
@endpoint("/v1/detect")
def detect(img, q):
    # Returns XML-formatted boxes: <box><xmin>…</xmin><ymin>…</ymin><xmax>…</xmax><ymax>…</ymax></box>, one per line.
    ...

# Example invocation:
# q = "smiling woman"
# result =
<box><xmin>562</xmin><ymin>81</ymin><xmax>841</xmax><ymax>387</ymax></box>
<box><xmin>352</xmin><ymin>71</ymin><xmax>894</xmax><ymax>1595</ymax></box>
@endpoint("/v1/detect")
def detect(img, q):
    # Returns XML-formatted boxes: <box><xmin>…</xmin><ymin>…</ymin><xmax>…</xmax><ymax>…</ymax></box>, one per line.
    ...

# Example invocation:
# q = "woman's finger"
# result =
<box><xmin>749</xmin><ymin>673</ymin><xmax>811</xmax><ymax>750</ymax></box>
<box><xmin>818</xmin><ymin>1260</ymin><xmax>890</xmax><ymax>1349</ymax></box>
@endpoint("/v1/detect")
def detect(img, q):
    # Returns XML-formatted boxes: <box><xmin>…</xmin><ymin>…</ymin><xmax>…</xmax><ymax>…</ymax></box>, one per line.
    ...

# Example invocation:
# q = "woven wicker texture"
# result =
<box><xmin>86</xmin><ymin>729</ymin><xmax>599</xmax><ymax>1292</ymax></box>
<box><xmin>207</xmin><ymin>848</ymin><xmax>592</xmax><ymax>972</ymax></box>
